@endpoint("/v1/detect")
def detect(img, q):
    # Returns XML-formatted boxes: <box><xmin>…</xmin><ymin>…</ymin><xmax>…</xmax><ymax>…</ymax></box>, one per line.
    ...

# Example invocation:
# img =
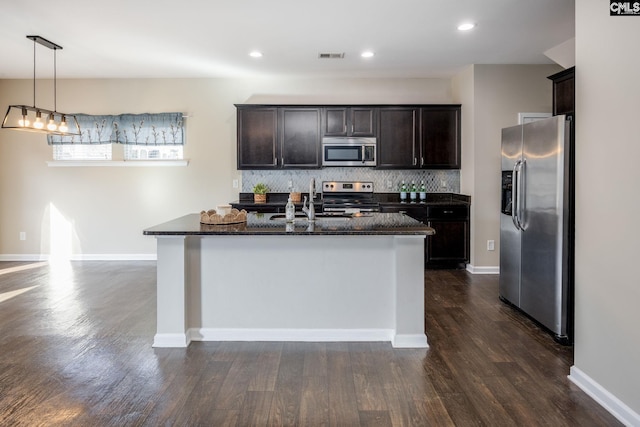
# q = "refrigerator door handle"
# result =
<box><xmin>512</xmin><ymin>160</ymin><xmax>522</xmax><ymax>230</ymax></box>
<box><xmin>518</xmin><ymin>158</ymin><xmax>526</xmax><ymax>229</ymax></box>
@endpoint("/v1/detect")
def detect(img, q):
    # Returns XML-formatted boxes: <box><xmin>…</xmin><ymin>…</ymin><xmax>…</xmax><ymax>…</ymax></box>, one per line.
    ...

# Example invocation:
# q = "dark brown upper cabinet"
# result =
<box><xmin>376</xmin><ymin>105</ymin><xmax>461</xmax><ymax>169</ymax></box>
<box><xmin>237</xmin><ymin>104</ymin><xmax>461</xmax><ymax>170</ymax></box>
<box><xmin>323</xmin><ymin>107</ymin><xmax>377</xmax><ymax>137</ymax></box>
<box><xmin>236</xmin><ymin>105</ymin><xmax>320</xmax><ymax>169</ymax></box>
<box><xmin>280</xmin><ymin>108</ymin><xmax>321</xmax><ymax>168</ymax></box>
<box><xmin>377</xmin><ymin>107</ymin><xmax>420</xmax><ymax>168</ymax></box>
<box><xmin>548</xmin><ymin>67</ymin><xmax>574</xmax><ymax>118</ymax></box>
<box><xmin>420</xmin><ymin>106</ymin><xmax>461</xmax><ymax>169</ymax></box>
<box><xmin>237</xmin><ymin>107</ymin><xmax>278</xmax><ymax>169</ymax></box>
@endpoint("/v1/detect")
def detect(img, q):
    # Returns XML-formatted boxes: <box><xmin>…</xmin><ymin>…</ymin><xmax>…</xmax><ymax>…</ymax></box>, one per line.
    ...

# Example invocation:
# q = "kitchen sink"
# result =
<box><xmin>315</xmin><ymin>213</ymin><xmax>353</xmax><ymax>219</ymax></box>
<box><xmin>269</xmin><ymin>214</ymin><xmax>308</xmax><ymax>221</ymax></box>
<box><xmin>269</xmin><ymin>213</ymin><xmax>353</xmax><ymax>221</ymax></box>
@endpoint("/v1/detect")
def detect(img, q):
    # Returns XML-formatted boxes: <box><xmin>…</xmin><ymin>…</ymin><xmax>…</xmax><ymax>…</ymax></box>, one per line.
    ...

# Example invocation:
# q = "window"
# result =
<box><xmin>53</xmin><ymin>144</ymin><xmax>112</xmax><ymax>160</ymax></box>
<box><xmin>124</xmin><ymin>145</ymin><xmax>183</xmax><ymax>160</ymax></box>
<box><xmin>48</xmin><ymin>113</ymin><xmax>185</xmax><ymax>163</ymax></box>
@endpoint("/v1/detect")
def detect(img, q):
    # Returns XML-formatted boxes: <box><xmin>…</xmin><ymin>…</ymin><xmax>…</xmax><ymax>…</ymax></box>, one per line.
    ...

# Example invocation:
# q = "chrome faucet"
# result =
<box><xmin>302</xmin><ymin>178</ymin><xmax>316</xmax><ymax>221</ymax></box>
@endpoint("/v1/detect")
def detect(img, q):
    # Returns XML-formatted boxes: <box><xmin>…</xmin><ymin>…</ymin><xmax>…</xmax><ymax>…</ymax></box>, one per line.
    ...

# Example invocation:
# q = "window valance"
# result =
<box><xmin>47</xmin><ymin>113</ymin><xmax>184</xmax><ymax>146</ymax></box>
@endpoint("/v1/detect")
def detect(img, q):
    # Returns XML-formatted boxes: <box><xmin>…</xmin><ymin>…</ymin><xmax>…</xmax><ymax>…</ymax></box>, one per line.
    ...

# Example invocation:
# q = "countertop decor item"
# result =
<box><xmin>199</xmin><ymin>208</ymin><xmax>247</xmax><ymax>225</ymax></box>
<box><xmin>252</xmin><ymin>183</ymin><xmax>269</xmax><ymax>203</ymax></box>
<box><xmin>2</xmin><ymin>35</ymin><xmax>80</xmax><ymax>136</ymax></box>
<box><xmin>290</xmin><ymin>192</ymin><xmax>302</xmax><ymax>203</ymax></box>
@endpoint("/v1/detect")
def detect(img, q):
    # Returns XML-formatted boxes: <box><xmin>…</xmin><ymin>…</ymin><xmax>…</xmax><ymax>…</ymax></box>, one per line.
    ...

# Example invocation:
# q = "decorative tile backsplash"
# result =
<box><xmin>242</xmin><ymin>168</ymin><xmax>460</xmax><ymax>194</ymax></box>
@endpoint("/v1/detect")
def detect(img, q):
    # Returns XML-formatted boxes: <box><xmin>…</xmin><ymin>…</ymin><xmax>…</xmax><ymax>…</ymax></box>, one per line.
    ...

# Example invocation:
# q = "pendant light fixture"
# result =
<box><xmin>1</xmin><ymin>35</ymin><xmax>80</xmax><ymax>136</ymax></box>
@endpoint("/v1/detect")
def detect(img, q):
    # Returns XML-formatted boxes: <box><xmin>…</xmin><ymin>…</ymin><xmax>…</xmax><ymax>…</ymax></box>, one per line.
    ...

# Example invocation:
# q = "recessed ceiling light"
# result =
<box><xmin>249</xmin><ymin>51</ymin><xmax>263</xmax><ymax>58</ymax></box>
<box><xmin>361</xmin><ymin>51</ymin><xmax>375</xmax><ymax>58</ymax></box>
<box><xmin>457</xmin><ymin>22</ymin><xmax>476</xmax><ymax>31</ymax></box>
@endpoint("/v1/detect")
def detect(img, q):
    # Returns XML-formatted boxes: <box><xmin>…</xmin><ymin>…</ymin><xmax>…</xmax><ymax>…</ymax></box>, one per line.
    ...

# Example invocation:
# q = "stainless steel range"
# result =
<box><xmin>321</xmin><ymin>181</ymin><xmax>380</xmax><ymax>213</ymax></box>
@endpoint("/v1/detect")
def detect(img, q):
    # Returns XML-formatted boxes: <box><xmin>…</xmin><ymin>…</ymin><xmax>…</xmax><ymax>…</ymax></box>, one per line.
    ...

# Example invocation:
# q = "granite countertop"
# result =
<box><xmin>144</xmin><ymin>212</ymin><xmax>435</xmax><ymax>236</ymax></box>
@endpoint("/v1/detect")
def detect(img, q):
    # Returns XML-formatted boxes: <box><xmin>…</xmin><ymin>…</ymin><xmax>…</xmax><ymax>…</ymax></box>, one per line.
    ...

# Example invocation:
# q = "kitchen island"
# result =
<box><xmin>144</xmin><ymin>212</ymin><xmax>434</xmax><ymax>349</ymax></box>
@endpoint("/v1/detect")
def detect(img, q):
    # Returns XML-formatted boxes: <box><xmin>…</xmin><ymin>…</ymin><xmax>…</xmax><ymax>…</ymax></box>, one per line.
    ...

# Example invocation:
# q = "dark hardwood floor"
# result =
<box><xmin>0</xmin><ymin>261</ymin><xmax>620</xmax><ymax>426</ymax></box>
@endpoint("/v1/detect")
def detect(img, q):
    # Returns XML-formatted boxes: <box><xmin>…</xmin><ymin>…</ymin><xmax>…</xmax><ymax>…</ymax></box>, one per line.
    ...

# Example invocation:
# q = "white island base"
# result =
<box><xmin>153</xmin><ymin>234</ymin><xmax>428</xmax><ymax>348</ymax></box>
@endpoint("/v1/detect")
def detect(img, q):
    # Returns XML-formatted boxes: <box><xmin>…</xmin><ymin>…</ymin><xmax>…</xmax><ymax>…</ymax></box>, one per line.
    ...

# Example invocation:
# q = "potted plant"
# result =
<box><xmin>252</xmin><ymin>183</ymin><xmax>269</xmax><ymax>203</ymax></box>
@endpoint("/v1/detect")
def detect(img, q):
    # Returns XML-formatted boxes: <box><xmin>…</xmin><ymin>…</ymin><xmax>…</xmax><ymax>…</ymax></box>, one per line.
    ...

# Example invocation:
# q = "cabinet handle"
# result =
<box><xmin>274</xmin><ymin>158</ymin><xmax>277</xmax><ymax>166</ymax></box>
<box><xmin>413</xmin><ymin>158</ymin><xmax>417</xmax><ymax>166</ymax></box>
<box><xmin>282</xmin><ymin>157</ymin><xmax>284</xmax><ymax>166</ymax></box>
<box><xmin>351</xmin><ymin>124</ymin><xmax>354</xmax><ymax>134</ymax></box>
<box><xmin>443</xmin><ymin>210</ymin><xmax>453</xmax><ymax>214</ymax></box>
<box><xmin>421</xmin><ymin>157</ymin><xmax>424</xmax><ymax>167</ymax></box>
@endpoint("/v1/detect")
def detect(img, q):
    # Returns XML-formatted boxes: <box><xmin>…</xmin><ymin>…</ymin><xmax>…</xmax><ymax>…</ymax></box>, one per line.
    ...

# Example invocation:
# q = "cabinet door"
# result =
<box><xmin>280</xmin><ymin>108</ymin><xmax>321</xmax><ymax>168</ymax></box>
<box><xmin>323</xmin><ymin>107</ymin><xmax>376</xmax><ymax>137</ymax></box>
<box><xmin>377</xmin><ymin>108</ymin><xmax>419</xmax><ymax>168</ymax></box>
<box><xmin>421</xmin><ymin>106</ymin><xmax>461</xmax><ymax>169</ymax></box>
<box><xmin>548</xmin><ymin>67</ymin><xmax>574</xmax><ymax>116</ymax></box>
<box><xmin>350</xmin><ymin>107</ymin><xmax>377</xmax><ymax>136</ymax></box>
<box><xmin>237</xmin><ymin>108</ymin><xmax>278</xmax><ymax>169</ymax></box>
<box><xmin>426</xmin><ymin>220</ymin><xmax>469</xmax><ymax>266</ymax></box>
<box><xmin>324</xmin><ymin>108</ymin><xmax>348</xmax><ymax>136</ymax></box>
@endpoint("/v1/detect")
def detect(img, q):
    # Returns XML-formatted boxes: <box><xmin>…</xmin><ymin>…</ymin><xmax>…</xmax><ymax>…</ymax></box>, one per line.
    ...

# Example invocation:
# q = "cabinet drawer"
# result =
<box><xmin>426</xmin><ymin>205</ymin><xmax>468</xmax><ymax>220</ymax></box>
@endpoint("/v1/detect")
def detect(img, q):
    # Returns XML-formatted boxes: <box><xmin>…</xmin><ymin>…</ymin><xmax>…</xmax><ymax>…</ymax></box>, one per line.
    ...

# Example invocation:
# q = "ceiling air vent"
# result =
<box><xmin>318</xmin><ymin>52</ymin><xmax>345</xmax><ymax>59</ymax></box>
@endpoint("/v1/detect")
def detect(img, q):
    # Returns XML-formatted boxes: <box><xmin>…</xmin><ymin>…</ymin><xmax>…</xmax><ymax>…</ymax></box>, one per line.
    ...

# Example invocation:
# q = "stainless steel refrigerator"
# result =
<box><xmin>500</xmin><ymin>115</ymin><xmax>573</xmax><ymax>344</ymax></box>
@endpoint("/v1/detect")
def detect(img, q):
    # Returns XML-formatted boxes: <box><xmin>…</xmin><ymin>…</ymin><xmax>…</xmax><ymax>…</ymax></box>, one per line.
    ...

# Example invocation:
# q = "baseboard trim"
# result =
<box><xmin>191</xmin><ymin>328</ymin><xmax>400</xmax><ymax>344</ymax></box>
<box><xmin>466</xmin><ymin>264</ymin><xmax>500</xmax><ymax>274</ymax></box>
<box><xmin>0</xmin><ymin>254</ymin><xmax>49</xmax><ymax>262</ymax></box>
<box><xmin>152</xmin><ymin>333</ymin><xmax>189</xmax><ymax>348</ymax></box>
<box><xmin>70</xmin><ymin>254</ymin><xmax>157</xmax><ymax>261</ymax></box>
<box><xmin>0</xmin><ymin>254</ymin><xmax>157</xmax><ymax>261</ymax></box>
<box><xmin>392</xmin><ymin>334</ymin><xmax>429</xmax><ymax>348</ymax></box>
<box><xmin>569</xmin><ymin>365</ymin><xmax>640</xmax><ymax>426</ymax></box>
<box><xmin>152</xmin><ymin>329</ymin><xmax>429</xmax><ymax>349</ymax></box>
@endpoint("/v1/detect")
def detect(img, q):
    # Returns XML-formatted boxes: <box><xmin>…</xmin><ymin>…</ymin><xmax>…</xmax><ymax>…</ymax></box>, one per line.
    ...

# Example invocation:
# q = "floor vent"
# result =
<box><xmin>318</xmin><ymin>52</ymin><xmax>345</xmax><ymax>59</ymax></box>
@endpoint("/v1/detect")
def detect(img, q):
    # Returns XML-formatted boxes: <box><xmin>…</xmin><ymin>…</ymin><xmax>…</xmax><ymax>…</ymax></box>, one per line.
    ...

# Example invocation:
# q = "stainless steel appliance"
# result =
<box><xmin>321</xmin><ymin>137</ymin><xmax>376</xmax><ymax>167</ymax></box>
<box><xmin>322</xmin><ymin>181</ymin><xmax>379</xmax><ymax>212</ymax></box>
<box><xmin>500</xmin><ymin>115</ymin><xmax>574</xmax><ymax>344</ymax></box>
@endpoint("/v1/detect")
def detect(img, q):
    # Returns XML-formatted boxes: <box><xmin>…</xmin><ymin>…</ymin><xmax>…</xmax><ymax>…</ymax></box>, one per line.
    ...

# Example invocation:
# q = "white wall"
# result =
<box><xmin>453</xmin><ymin>64</ymin><xmax>561</xmax><ymax>269</ymax></box>
<box><xmin>571</xmin><ymin>1</ymin><xmax>640</xmax><ymax>422</ymax></box>
<box><xmin>0</xmin><ymin>77</ymin><xmax>452</xmax><ymax>258</ymax></box>
<box><xmin>452</xmin><ymin>65</ymin><xmax>475</xmax><ymax>263</ymax></box>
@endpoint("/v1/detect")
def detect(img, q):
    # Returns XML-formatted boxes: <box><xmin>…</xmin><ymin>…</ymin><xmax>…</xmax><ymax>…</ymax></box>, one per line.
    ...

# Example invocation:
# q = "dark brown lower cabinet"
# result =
<box><xmin>426</xmin><ymin>220</ymin><xmax>469</xmax><ymax>268</ymax></box>
<box><xmin>380</xmin><ymin>204</ymin><xmax>469</xmax><ymax>269</ymax></box>
<box><xmin>425</xmin><ymin>205</ymin><xmax>470</xmax><ymax>269</ymax></box>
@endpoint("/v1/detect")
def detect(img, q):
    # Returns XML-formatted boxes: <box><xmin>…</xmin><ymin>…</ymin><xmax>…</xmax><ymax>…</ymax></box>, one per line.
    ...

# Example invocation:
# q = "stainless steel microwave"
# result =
<box><xmin>321</xmin><ymin>137</ymin><xmax>376</xmax><ymax>167</ymax></box>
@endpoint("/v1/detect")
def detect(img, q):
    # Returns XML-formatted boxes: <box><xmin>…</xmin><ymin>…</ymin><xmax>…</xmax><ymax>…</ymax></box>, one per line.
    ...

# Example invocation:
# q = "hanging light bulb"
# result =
<box><xmin>58</xmin><ymin>115</ymin><xmax>68</xmax><ymax>133</ymax></box>
<box><xmin>33</xmin><ymin>110</ymin><xmax>44</xmax><ymax>129</ymax></box>
<box><xmin>46</xmin><ymin>113</ymin><xmax>57</xmax><ymax>131</ymax></box>
<box><xmin>18</xmin><ymin>107</ymin><xmax>30</xmax><ymax>127</ymax></box>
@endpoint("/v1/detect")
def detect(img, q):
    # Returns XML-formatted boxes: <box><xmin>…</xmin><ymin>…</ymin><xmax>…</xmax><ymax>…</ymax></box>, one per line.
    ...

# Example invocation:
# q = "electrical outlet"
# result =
<box><xmin>440</xmin><ymin>180</ymin><xmax>447</xmax><ymax>188</ymax></box>
<box><xmin>387</xmin><ymin>180</ymin><xmax>393</xmax><ymax>189</ymax></box>
<box><xmin>232</xmin><ymin>179</ymin><xmax>239</xmax><ymax>188</ymax></box>
<box><xmin>487</xmin><ymin>240</ymin><xmax>495</xmax><ymax>251</ymax></box>
<box><xmin>19</xmin><ymin>231</ymin><xmax>26</xmax><ymax>241</ymax></box>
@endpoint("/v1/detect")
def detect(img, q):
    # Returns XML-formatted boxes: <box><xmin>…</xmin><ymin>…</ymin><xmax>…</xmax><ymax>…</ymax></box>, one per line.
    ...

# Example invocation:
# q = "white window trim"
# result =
<box><xmin>47</xmin><ymin>160</ymin><xmax>189</xmax><ymax>167</ymax></box>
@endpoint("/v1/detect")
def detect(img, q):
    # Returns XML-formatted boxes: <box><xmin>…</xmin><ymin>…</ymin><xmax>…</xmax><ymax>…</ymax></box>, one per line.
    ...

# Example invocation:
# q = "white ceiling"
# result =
<box><xmin>0</xmin><ymin>0</ymin><xmax>574</xmax><ymax>80</ymax></box>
